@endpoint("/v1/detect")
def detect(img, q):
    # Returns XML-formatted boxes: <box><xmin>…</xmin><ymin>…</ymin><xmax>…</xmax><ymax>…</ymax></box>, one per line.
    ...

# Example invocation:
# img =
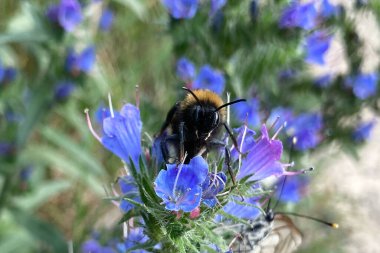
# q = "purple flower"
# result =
<box><xmin>201</xmin><ymin>172</ymin><xmax>226</xmax><ymax>207</ymax></box>
<box><xmin>154</xmin><ymin>156</ymin><xmax>208</xmax><ymax>212</ymax></box>
<box><xmin>162</xmin><ymin>0</ymin><xmax>199</xmax><ymax>19</ymax></box>
<box><xmin>65</xmin><ymin>46</ymin><xmax>96</xmax><ymax>75</ymax></box>
<box><xmin>124</xmin><ymin>227</ymin><xmax>149</xmax><ymax>253</ymax></box>
<box><xmin>86</xmin><ymin>103</ymin><xmax>142</xmax><ymax>168</ymax></box>
<box><xmin>176</xmin><ymin>57</ymin><xmax>196</xmax><ymax>82</ymax></box>
<box><xmin>345</xmin><ymin>73</ymin><xmax>378</xmax><ymax>99</ymax></box>
<box><xmin>237</xmin><ymin>125</ymin><xmax>298</xmax><ymax>182</ymax></box>
<box><xmin>320</xmin><ymin>0</ymin><xmax>339</xmax><ymax>18</ymax></box>
<box><xmin>275</xmin><ymin>176</ymin><xmax>309</xmax><ymax>203</ymax></box>
<box><xmin>54</xmin><ymin>81</ymin><xmax>75</xmax><ymax>101</ymax></box>
<box><xmin>118</xmin><ymin>176</ymin><xmax>141</xmax><ymax>213</ymax></box>
<box><xmin>279</xmin><ymin>1</ymin><xmax>318</xmax><ymax>30</ymax></box>
<box><xmin>233</xmin><ymin>98</ymin><xmax>261</xmax><ymax>128</ymax></box>
<box><xmin>99</xmin><ymin>8</ymin><xmax>114</xmax><ymax>31</ymax></box>
<box><xmin>210</xmin><ymin>0</ymin><xmax>227</xmax><ymax>16</ymax></box>
<box><xmin>193</xmin><ymin>65</ymin><xmax>225</xmax><ymax>95</ymax></box>
<box><xmin>304</xmin><ymin>30</ymin><xmax>332</xmax><ymax>65</ymax></box>
<box><xmin>353</xmin><ymin>121</ymin><xmax>376</xmax><ymax>142</ymax></box>
<box><xmin>231</xmin><ymin>125</ymin><xmax>256</xmax><ymax>160</ymax></box>
<box><xmin>46</xmin><ymin>0</ymin><xmax>83</xmax><ymax>32</ymax></box>
<box><xmin>286</xmin><ymin>113</ymin><xmax>323</xmax><ymax>151</ymax></box>
<box><xmin>81</xmin><ymin>239</ymin><xmax>103</xmax><ymax>253</ymax></box>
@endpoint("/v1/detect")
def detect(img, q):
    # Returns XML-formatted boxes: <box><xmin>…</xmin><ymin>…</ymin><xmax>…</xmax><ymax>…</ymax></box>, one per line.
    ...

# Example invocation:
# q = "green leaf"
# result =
<box><xmin>113</xmin><ymin>0</ymin><xmax>147</xmax><ymax>20</ymax></box>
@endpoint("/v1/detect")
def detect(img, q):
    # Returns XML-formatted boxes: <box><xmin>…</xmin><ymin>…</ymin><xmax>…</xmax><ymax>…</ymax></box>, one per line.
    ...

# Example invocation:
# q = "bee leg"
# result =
<box><xmin>160</xmin><ymin>134</ymin><xmax>179</xmax><ymax>163</ymax></box>
<box><xmin>158</xmin><ymin>102</ymin><xmax>180</xmax><ymax>135</ymax></box>
<box><xmin>179</xmin><ymin>122</ymin><xmax>185</xmax><ymax>162</ymax></box>
<box><xmin>223</xmin><ymin>123</ymin><xmax>241</xmax><ymax>154</ymax></box>
<box><xmin>224</xmin><ymin>147</ymin><xmax>237</xmax><ymax>186</ymax></box>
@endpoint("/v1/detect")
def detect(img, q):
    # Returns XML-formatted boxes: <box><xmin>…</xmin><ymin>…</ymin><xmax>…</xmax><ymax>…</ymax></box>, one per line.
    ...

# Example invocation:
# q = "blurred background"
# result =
<box><xmin>0</xmin><ymin>0</ymin><xmax>379</xmax><ymax>252</ymax></box>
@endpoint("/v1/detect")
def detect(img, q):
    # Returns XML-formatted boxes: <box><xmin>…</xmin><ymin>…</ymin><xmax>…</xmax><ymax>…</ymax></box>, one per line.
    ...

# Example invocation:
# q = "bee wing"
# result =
<box><xmin>254</xmin><ymin>215</ymin><xmax>302</xmax><ymax>253</ymax></box>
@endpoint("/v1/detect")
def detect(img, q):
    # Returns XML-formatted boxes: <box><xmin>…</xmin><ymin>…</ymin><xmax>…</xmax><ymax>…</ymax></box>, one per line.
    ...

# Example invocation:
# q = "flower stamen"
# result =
<box><xmin>84</xmin><ymin>108</ymin><xmax>101</xmax><ymax>142</ymax></box>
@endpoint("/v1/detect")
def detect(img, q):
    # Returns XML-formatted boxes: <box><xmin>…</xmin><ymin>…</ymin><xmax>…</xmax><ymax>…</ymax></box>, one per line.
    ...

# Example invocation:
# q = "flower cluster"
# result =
<box><xmin>162</xmin><ymin>0</ymin><xmax>227</xmax><ymax>19</ymax></box>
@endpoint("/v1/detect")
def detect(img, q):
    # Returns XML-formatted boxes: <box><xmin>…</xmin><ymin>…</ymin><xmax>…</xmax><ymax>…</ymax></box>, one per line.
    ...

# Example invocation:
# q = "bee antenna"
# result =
<box><xmin>215</xmin><ymin>99</ymin><xmax>247</xmax><ymax>112</ymax></box>
<box><xmin>182</xmin><ymin>87</ymin><xmax>202</xmax><ymax>106</ymax></box>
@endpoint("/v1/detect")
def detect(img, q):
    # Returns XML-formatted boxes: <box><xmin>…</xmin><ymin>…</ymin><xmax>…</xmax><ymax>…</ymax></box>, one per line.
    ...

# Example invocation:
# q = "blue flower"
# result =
<box><xmin>345</xmin><ymin>73</ymin><xmax>378</xmax><ymax>99</ymax></box>
<box><xmin>124</xmin><ymin>227</ymin><xmax>150</xmax><ymax>253</ymax></box>
<box><xmin>286</xmin><ymin>113</ymin><xmax>323</xmax><ymax>151</ymax></box>
<box><xmin>0</xmin><ymin>142</ymin><xmax>15</xmax><ymax>157</ymax></box>
<box><xmin>279</xmin><ymin>1</ymin><xmax>318</xmax><ymax>30</ymax></box>
<box><xmin>314</xmin><ymin>74</ymin><xmax>333</xmax><ymax>88</ymax></box>
<box><xmin>193</xmin><ymin>65</ymin><xmax>225</xmax><ymax>95</ymax></box>
<box><xmin>81</xmin><ymin>239</ymin><xmax>103</xmax><ymax>253</ymax></box>
<box><xmin>0</xmin><ymin>61</ymin><xmax>17</xmax><ymax>85</ymax></box>
<box><xmin>54</xmin><ymin>81</ymin><xmax>75</xmax><ymax>101</ymax></box>
<box><xmin>201</xmin><ymin>172</ymin><xmax>226</xmax><ymax>207</ymax></box>
<box><xmin>94</xmin><ymin>104</ymin><xmax>111</xmax><ymax>125</ymax></box>
<box><xmin>249</xmin><ymin>0</ymin><xmax>258</xmax><ymax>22</ymax></box>
<box><xmin>19</xmin><ymin>166</ymin><xmax>33</xmax><ymax>182</ymax></box>
<box><xmin>353</xmin><ymin>121</ymin><xmax>376</xmax><ymax>142</ymax></box>
<box><xmin>118</xmin><ymin>176</ymin><xmax>141</xmax><ymax>213</ymax></box>
<box><xmin>275</xmin><ymin>176</ymin><xmax>309</xmax><ymax>203</ymax></box>
<box><xmin>154</xmin><ymin>156</ymin><xmax>208</xmax><ymax>212</ymax></box>
<box><xmin>267</xmin><ymin>107</ymin><xmax>294</xmax><ymax>128</ymax></box>
<box><xmin>237</xmin><ymin>125</ymin><xmax>298</xmax><ymax>182</ymax></box>
<box><xmin>99</xmin><ymin>8</ymin><xmax>114</xmax><ymax>31</ymax></box>
<box><xmin>65</xmin><ymin>46</ymin><xmax>96</xmax><ymax>75</ymax></box>
<box><xmin>231</xmin><ymin>125</ymin><xmax>256</xmax><ymax>160</ymax></box>
<box><xmin>304</xmin><ymin>30</ymin><xmax>332</xmax><ymax>65</ymax></box>
<box><xmin>101</xmin><ymin>104</ymin><xmax>142</xmax><ymax>167</ymax></box>
<box><xmin>210</xmin><ymin>0</ymin><xmax>227</xmax><ymax>16</ymax></box>
<box><xmin>162</xmin><ymin>0</ymin><xmax>199</xmax><ymax>19</ymax></box>
<box><xmin>233</xmin><ymin>98</ymin><xmax>261</xmax><ymax>128</ymax></box>
<box><xmin>320</xmin><ymin>0</ymin><xmax>339</xmax><ymax>18</ymax></box>
<box><xmin>176</xmin><ymin>57</ymin><xmax>196</xmax><ymax>82</ymax></box>
<box><xmin>46</xmin><ymin>0</ymin><xmax>83</xmax><ymax>32</ymax></box>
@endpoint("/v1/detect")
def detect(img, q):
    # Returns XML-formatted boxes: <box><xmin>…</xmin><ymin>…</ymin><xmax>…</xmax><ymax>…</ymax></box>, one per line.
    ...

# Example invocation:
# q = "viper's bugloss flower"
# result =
<box><xmin>345</xmin><ymin>73</ymin><xmax>378</xmax><ymax>99</ymax></box>
<box><xmin>46</xmin><ymin>0</ymin><xmax>83</xmax><ymax>32</ymax></box>
<box><xmin>176</xmin><ymin>57</ymin><xmax>196</xmax><ymax>82</ymax></box>
<box><xmin>193</xmin><ymin>65</ymin><xmax>225</xmax><ymax>95</ymax></box>
<box><xmin>124</xmin><ymin>227</ymin><xmax>149</xmax><ymax>253</ymax></box>
<box><xmin>233</xmin><ymin>98</ymin><xmax>261</xmax><ymax>128</ymax></box>
<box><xmin>210</xmin><ymin>0</ymin><xmax>227</xmax><ymax>16</ymax></box>
<box><xmin>237</xmin><ymin>125</ymin><xmax>298</xmax><ymax>182</ymax></box>
<box><xmin>315</xmin><ymin>74</ymin><xmax>333</xmax><ymax>88</ymax></box>
<box><xmin>54</xmin><ymin>81</ymin><xmax>75</xmax><ymax>101</ymax></box>
<box><xmin>65</xmin><ymin>46</ymin><xmax>96</xmax><ymax>75</ymax></box>
<box><xmin>86</xmin><ymin>103</ymin><xmax>142</xmax><ymax>168</ymax></box>
<box><xmin>119</xmin><ymin>176</ymin><xmax>141</xmax><ymax>213</ymax></box>
<box><xmin>201</xmin><ymin>172</ymin><xmax>226</xmax><ymax>207</ymax></box>
<box><xmin>0</xmin><ymin>61</ymin><xmax>17</xmax><ymax>85</ymax></box>
<box><xmin>95</xmin><ymin>104</ymin><xmax>111</xmax><ymax>125</ymax></box>
<box><xmin>0</xmin><ymin>142</ymin><xmax>15</xmax><ymax>157</ymax></box>
<box><xmin>19</xmin><ymin>166</ymin><xmax>33</xmax><ymax>182</ymax></box>
<box><xmin>304</xmin><ymin>30</ymin><xmax>332</xmax><ymax>65</ymax></box>
<box><xmin>99</xmin><ymin>8</ymin><xmax>114</xmax><ymax>31</ymax></box>
<box><xmin>231</xmin><ymin>125</ymin><xmax>256</xmax><ymax>160</ymax></box>
<box><xmin>81</xmin><ymin>239</ymin><xmax>115</xmax><ymax>253</ymax></box>
<box><xmin>279</xmin><ymin>1</ymin><xmax>317</xmax><ymax>30</ymax></box>
<box><xmin>353</xmin><ymin>121</ymin><xmax>376</xmax><ymax>142</ymax></box>
<box><xmin>286</xmin><ymin>113</ymin><xmax>323</xmax><ymax>151</ymax></box>
<box><xmin>320</xmin><ymin>0</ymin><xmax>339</xmax><ymax>18</ymax></box>
<box><xmin>162</xmin><ymin>0</ymin><xmax>198</xmax><ymax>19</ymax></box>
<box><xmin>221</xmin><ymin>195</ymin><xmax>261</xmax><ymax>220</ymax></box>
<box><xmin>275</xmin><ymin>176</ymin><xmax>309</xmax><ymax>203</ymax></box>
<box><xmin>267</xmin><ymin>107</ymin><xmax>294</xmax><ymax>127</ymax></box>
<box><xmin>154</xmin><ymin>156</ymin><xmax>208</xmax><ymax>212</ymax></box>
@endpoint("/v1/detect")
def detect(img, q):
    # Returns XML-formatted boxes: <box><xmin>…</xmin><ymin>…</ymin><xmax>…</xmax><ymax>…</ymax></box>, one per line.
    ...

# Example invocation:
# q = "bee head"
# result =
<box><xmin>190</xmin><ymin>104</ymin><xmax>220</xmax><ymax>134</ymax></box>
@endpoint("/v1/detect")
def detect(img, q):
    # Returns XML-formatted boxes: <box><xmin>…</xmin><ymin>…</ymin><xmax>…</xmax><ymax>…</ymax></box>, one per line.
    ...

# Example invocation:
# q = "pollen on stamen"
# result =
<box><xmin>84</xmin><ymin>108</ymin><xmax>101</xmax><ymax>142</ymax></box>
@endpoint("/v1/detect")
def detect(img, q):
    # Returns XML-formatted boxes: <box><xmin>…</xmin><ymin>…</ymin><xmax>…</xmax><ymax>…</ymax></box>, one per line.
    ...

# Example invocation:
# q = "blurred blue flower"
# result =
<box><xmin>353</xmin><ymin>121</ymin><xmax>376</xmax><ymax>142</ymax></box>
<box><xmin>275</xmin><ymin>176</ymin><xmax>309</xmax><ymax>203</ymax></box>
<box><xmin>304</xmin><ymin>30</ymin><xmax>332</xmax><ymax>65</ymax></box>
<box><xmin>0</xmin><ymin>142</ymin><xmax>15</xmax><ymax>157</ymax></box>
<box><xmin>231</xmin><ymin>125</ymin><xmax>256</xmax><ymax>160</ymax></box>
<box><xmin>95</xmin><ymin>104</ymin><xmax>111</xmax><ymax>125</ymax></box>
<box><xmin>152</xmin><ymin>134</ymin><xmax>165</xmax><ymax>165</ymax></box>
<box><xmin>267</xmin><ymin>107</ymin><xmax>294</xmax><ymax>127</ymax></box>
<box><xmin>81</xmin><ymin>238</ymin><xmax>116</xmax><ymax>253</ymax></box>
<box><xmin>320</xmin><ymin>0</ymin><xmax>339</xmax><ymax>18</ymax></box>
<box><xmin>345</xmin><ymin>73</ymin><xmax>378</xmax><ymax>100</ymax></box>
<box><xmin>193</xmin><ymin>65</ymin><xmax>225</xmax><ymax>94</ymax></box>
<box><xmin>162</xmin><ymin>0</ymin><xmax>198</xmax><ymax>19</ymax></box>
<box><xmin>124</xmin><ymin>227</ymin><xmax>150</xmax><ymax>253</ymax></box>
<box><xmin>101</xmin><ymin>104</ymin><xmax>142</xmax><ymax>167</ymax></box>
<box><xmin>249</xmin><ymin>0</ymin><xmax>258</xmax><ymax>22</ymax></box>
<box><xmin>279</xmin><ymin>1</ymin><xmax>318</xmax><ymax>30</ymax></box>
<box><xmin>201</xmin><ymin>172</ymin><xmax>226</xmax><ymax>207</ymax></box>
<box><xmin>118</xmin><ymin>176</ymin><xmax>141</xmax><ymax>213</ymax></box>
<box><xmin>54</xmin><ymin>81</ymin><xmax>75</xmax><ymax>101</ymax></box>
<box><xmin>0</xmin><ymin>61</ymin><xmax>17</xmax><ymax>85</ymax></box>
<box><xmin>154</xmin><ymin>156</ymin><xmax>208</xmax><ymax>212</ymax></box>
<box><xmin>0</xmin><ymin>61</ymin><xmax>4</xmax><ymax>82</ymax></box>
<box><xmin>237</xmin><ymin>125</ymin><xmax>298</xmax><ymax>182</ymax></box>
<box><xmin>233</xmin><ymin>98</ymin><xmax>261</xmax><ymax>128</ymax></box>
<box><xmin>99</xmin><ymin>8</ymin><xmax>114</xmax><ymax>31</ymax></box>
<box><xmin>210</xmin><ymin>0</ymin><xmax>227</xmax><ymax>16</ymax></box>
<box><xmin>314</xmin><ymin>74</ymin><xmax>333</xmax><ymax>88</ymax></box>
<box><xmin>46</xmin><ymin>0</ymin><xmax>83</xmax><ymax>32</ymax></box>
<box><xmin>286</xmin><ymin>113</ymin><xmax>323</xmax><ymax>151</ymax></box>
<box><xmin>65</xmin><ymin>46</ymin><xmax>96</xmax><ymax>75</ymax></box>
<box><xmin>19</xmin><ymin>166</ymin><xmax>33</xmax><ymax>182</ymax></box>
<box><xmin>176</xmin><ymin>57</ymin><xmax>196</xmax><ymax>82</ymax></box>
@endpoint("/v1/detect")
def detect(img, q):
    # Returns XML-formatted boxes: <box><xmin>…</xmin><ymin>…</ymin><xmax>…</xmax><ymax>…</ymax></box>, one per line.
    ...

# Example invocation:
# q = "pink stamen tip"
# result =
<box><xmin>84</xmin><ymin>108</ymin><xmax>101</xmax><ymax>142</ymax></box>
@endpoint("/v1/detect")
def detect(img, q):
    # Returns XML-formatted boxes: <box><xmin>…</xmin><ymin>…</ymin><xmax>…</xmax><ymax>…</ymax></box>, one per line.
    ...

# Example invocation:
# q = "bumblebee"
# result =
<box><xmin>158</xmin><ymin>87</ymin><xmax>245</xmax><ymax>164</ymax></box>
